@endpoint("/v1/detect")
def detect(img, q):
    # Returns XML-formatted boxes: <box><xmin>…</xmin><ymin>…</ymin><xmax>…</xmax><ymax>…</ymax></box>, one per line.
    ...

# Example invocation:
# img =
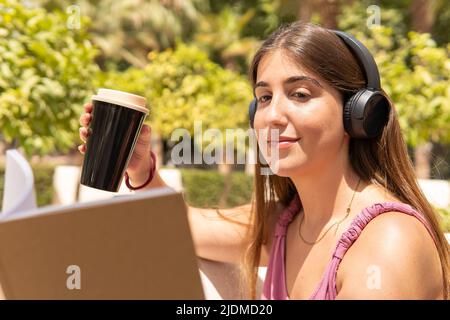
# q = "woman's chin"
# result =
<box><xmin>267</xmin><ymin>161</ymin><xmax>306</xmax><ymax>177</ymax></box>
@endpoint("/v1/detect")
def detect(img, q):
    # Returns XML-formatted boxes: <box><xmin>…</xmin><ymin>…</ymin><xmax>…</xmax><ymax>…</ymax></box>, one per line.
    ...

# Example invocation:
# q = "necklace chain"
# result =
<box><xmin>298</xmin><ymin>178</ymin><xmax>362</xmax><ymax>245</ymax></box>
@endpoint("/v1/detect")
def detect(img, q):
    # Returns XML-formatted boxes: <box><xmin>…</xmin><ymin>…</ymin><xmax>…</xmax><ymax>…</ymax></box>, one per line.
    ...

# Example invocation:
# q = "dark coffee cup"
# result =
<box><xmin>80</xmin><ymin>88</ymin><xmax>149</xmax><ymax>192</ymax></box>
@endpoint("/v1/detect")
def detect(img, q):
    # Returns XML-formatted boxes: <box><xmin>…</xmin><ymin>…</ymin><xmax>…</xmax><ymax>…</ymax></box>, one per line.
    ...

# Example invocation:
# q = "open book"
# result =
<box><xmin>0</xmin><ymin>150</ymin><xmax>204</xmax><ymax>299</ymax></box>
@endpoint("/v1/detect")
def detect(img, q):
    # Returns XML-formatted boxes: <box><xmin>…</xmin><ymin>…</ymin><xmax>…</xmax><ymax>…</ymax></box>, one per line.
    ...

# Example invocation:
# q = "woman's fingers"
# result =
<box><xmin>126</xmin><ymin>125</ymin><xmax>152</xmax><ymax>173</ymax></box>
<box><xmin>84</xmin><ymin>102</ymin><xmax>93</xmax><ymax>113</ymax></box>
<box><xmin>131</xmin><ymin>125</ymin><xmax>152</xmax><ymax>162</ymax></box>
<box><xmin>80</xmin><ymin>102</ymin><xmax>93</xmax><ymax>127</ymax></box>
<box><xmin>78</xmin><ymin>144</ymin><xmax>86</xmax><ymax>155</ymax></box>
<box><xmin>79</xmin><ymin>127</ymin><xmax>90</xmax><ymax>142</ymax></box>
<box><xmin>79</xmin><ymin>113</ymin><xmax>91</xmax><ymax>127</ymax></box>
<box><xmin>136</xmin><ymin>125</ymin><xmax>151</xmax><ymax>148</ymax></box>
<box><xmin>78</xmin><ymin>102</ymin><xmax>93</xmax><ymax>155</ymax></box>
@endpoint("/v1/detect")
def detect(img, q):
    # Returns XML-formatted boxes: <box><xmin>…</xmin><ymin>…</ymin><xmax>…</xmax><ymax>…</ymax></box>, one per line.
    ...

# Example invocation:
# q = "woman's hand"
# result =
<box><xmin>78</xmin><ymin>102</ymin><xmax>155</xmax><ymax>187</ymax></box>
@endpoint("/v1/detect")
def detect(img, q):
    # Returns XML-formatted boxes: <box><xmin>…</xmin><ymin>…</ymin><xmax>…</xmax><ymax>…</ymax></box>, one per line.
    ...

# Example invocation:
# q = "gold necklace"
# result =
<box><xmin>298</xmin><ymin>178</ymin><xmax>361</xmax><ymax>246</ymax></box>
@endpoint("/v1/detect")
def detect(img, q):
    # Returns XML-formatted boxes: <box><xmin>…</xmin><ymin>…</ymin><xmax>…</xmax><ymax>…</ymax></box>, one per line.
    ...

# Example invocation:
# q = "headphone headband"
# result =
<box><xmin>331</xmin><ymin>30</ymin><xmax>381</xmax><ymax>91</ymax></box>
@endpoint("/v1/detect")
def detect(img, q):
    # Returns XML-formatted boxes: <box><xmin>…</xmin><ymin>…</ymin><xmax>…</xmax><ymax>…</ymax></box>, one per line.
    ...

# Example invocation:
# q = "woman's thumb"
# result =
<box><xmin>136</xmin><ymin>125</ymin><xmax>152</xmax><ymax>148</ymax></box>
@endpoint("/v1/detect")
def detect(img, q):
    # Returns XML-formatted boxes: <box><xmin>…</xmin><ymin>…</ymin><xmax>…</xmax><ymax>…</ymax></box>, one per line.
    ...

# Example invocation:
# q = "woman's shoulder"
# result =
<box><xmin>336</xmin><ymin>202</ymin><xmax>443</xmax><ymax>299</ymax></box>
<box><xmin>354</xmin><ymin>208</ymin><xmax>438</xmax><ymax>256</ymax></box>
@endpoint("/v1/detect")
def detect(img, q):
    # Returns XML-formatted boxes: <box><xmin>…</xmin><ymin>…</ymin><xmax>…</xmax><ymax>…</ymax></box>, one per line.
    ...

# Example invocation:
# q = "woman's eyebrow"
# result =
<box><xmin>285</xmin><ymin>76</ymin><xmax>323</xmax><ymax>88</ymax></box>
<box><xmin>254</xmin><ymin>81</ymin><xmax>269</xmax><ymax>89</ymax></box>
<box><xmin>254</xmin><ymin>75</ymin><xmax>323</xmax><ymax>90</ymax></box>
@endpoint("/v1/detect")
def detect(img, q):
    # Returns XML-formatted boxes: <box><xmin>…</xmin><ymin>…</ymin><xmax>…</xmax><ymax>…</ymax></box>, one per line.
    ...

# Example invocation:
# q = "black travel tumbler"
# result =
<box><xmin>80</xmin><ymin>89</ymin><xmax>148</xmax><ymax>192</ymax></box>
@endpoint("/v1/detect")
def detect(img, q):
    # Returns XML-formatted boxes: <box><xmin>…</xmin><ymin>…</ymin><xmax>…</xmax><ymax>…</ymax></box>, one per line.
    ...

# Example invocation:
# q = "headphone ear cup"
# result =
<box><xmin>343</xmin><ymin>90</ymin><xmax>364</xmax><ymax>137</ymax></box>
<box><xmin>249</xmin><ymin>99</ymin><xmax>257</xmax><ymax>128</ymax></box>
<box><xmin>343</xmin><ymin>90</ymin><xmax>390</xmax><ymax>138</ymax></box>
<box><xmin>362</xmin><ymin>92</ymin><xmax>391</xmax><ymax>138</ymax></box>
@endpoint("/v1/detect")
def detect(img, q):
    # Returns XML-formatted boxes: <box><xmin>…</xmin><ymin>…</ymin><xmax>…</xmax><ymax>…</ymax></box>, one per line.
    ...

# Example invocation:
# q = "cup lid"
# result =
<box><xmin>92</xmin><ymin>88</ymin><xmax>148</xmax><ymax>114</ymax></box>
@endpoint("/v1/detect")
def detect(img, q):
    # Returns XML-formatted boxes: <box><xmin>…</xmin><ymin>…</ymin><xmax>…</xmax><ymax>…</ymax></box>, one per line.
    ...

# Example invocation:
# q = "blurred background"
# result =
<box><xmin>0</xmin><ymin>0</ymin><xmax>449</xmax><ymax>231</ymax></box>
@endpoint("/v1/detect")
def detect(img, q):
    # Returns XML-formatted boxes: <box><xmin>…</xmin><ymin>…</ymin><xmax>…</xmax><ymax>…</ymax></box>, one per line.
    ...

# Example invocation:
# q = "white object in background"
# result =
<box><xmin>78</xmin><ymin>179</ymin><xmax>131</xmax><ymax>203</ymax></box>
<box><xmin>53</xmin><ymin>165</ymin><xmax>81</xmax><ymax>205</ymax></box>
<box><xmin>417</xmin><ymin>179</ymin><xmax>450</xmax><ymax>209</ymax></box>
<box><xmin>159</xmin><ymin>168</ymin><xmax>183</xmax><ymax>192</ymax></box>
<box><xmin>52</xmin><ymin>165</ymin><xmax>130</xmax><ymax>204</ymax></box>
<box><xmin>1</xmin><ymin>149</ymin><xmax>37</xmax><ymax>216</ymax></box>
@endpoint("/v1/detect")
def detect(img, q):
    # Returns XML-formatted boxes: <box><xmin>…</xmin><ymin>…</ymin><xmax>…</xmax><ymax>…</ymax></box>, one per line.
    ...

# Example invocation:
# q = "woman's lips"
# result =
<box><xmin>268</xmin><ymin>138</ymin><xmax>301</xmax><ymax>149</ymax></box>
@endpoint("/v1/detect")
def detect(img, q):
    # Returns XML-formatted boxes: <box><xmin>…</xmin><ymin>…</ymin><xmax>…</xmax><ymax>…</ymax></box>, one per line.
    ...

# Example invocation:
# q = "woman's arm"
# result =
<box><xmin>187</xmin><ymin>204</ymin><xmax>252</xmax><ymax>263</ymax></box>
<box><xmin>336</xmin><ymin>212</ymin><xmax>444</xmax><ymax>299</ymax></box>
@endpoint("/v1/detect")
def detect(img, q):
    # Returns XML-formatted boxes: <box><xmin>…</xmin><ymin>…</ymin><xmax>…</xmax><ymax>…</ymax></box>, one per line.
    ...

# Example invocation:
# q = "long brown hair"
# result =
<box><xmin>242</xmin><ymin>21</ymin><xmax>449</xmax><ymax>299</ymax></box>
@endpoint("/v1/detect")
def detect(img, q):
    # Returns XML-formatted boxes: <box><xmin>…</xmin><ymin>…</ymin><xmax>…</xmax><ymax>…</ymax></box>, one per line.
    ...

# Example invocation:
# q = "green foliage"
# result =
<box><xmin>194</xmin><ymin>0</ymin><xmax>300</xmax><ymax>73</ymax></box>
<box><xmin>146</xmin><ymin>44</ymin><xmax>252</xmax><ymax>138</ymax></box>
<box><xmin>339</xmin><ymin>1</ymin><xmax>408</xmax><ymax>36</ymax></box>
<box><xmin>436</xmin><ymin>206</ymin><xmax>450</xmax><ymax>232</ymax></box>
<box><xmin>30</xmin><ymin>163</ymin><xmax>55</xmax><ymax>206</ymax></box>
<box><xmin>370</xmin><ymin>28</ymin><xmax>450</xmax><ymax>147</ymax></box>
<box><xmin>225</xmin><ymin>169</ymin><xmax>255</xmax><ymax>207</ymax></box>
<box><xmin>193</xmin><ymin>5</ymin><xmax>261</xmax><ymax>74</ymax></box>
<box><xmin>432</xmin><ymin>0</ymin><xmax>450</xmax><ymax>45</ymax></box>
<box><xmin>97</xmin><ymin>43</ymin><xmax>253</xmax><ymax>152</ymax></box>
<box><xmin>0</xmin><ymin>163</ymin><xmax>55</xmax><ymax>208</ymax></box>
<box><xmin>208</xmin><ymin>0</ymin><xmax>280</xmax><ymax>37</ymax></box>
<box><xmin>34</xmin><ymin>0</ymin><xmax>204</xmax><ymax>69</ymax></box>
<box><xmin>338</xmin><ymin>2</ymin><xmax>450</xmax><ymax>147</ymax></box>
<box><xmin>0</xmin><ymin>0</ymin><xmax>99</xmax><ymax>156</ymax></box>
<box><xmin>96</xmin><ymin>67</ymin><xmax>147</xmax><ymax>97</ymax></box>
<box><xmin>180</xmin><ymin>168</ymin><xmax>253</xmax><ymax>208</ymax></box>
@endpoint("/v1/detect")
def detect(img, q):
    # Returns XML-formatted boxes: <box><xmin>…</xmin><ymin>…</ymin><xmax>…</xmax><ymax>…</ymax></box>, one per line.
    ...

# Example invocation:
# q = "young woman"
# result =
<box><xmin>79</xmin><ymin>22</ymin><xmax>449</xmax><ymax>299</ymax></box>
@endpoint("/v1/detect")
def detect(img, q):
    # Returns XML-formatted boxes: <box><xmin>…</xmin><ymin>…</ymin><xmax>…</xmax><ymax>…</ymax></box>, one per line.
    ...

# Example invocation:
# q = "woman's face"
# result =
<box><xmin>253</xmin><ymin>49</ymin><xmax>348</xmax><ymax>177</ymax></box>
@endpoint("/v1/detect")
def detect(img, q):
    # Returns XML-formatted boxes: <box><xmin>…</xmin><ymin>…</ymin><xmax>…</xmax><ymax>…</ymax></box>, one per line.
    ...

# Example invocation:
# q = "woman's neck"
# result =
<box><xmin>289</xmin><ymin>154</ymin><xmax>364</xmax><ymax>233</ymax></box>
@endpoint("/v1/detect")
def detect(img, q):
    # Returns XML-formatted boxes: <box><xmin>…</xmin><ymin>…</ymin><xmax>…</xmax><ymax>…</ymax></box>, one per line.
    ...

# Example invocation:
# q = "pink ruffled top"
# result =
<box><xmin>261</xmin><ymin>193</ymin><xmax>435</xmax><ymax>300</ymax></box>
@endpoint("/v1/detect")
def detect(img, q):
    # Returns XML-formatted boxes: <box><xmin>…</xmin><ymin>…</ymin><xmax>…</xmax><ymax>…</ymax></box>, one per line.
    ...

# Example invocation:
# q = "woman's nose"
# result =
<box><xmin>265</xmin><ymin>96</ymin><xmax>289</xmax><ymax>127</ymax></box>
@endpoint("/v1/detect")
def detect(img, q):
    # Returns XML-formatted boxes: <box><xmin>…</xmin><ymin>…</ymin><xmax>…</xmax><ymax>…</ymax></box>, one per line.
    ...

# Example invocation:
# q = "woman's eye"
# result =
<box><xmin>292</xmin><ymin>91</ymin><xmax>310</xmax><ymax>100</ymax></box>
<box><xmin>257</xmin><ymin>95</ymin><xmax>271</xmax><ymax>104</ymax></box>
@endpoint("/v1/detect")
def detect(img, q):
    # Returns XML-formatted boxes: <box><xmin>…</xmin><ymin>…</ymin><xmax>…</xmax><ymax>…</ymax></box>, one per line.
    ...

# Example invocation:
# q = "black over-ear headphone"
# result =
<box><xmin>249</xmin><ymin>30</ymin><xmax>391</xmax><ymax>139</ymax></box>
